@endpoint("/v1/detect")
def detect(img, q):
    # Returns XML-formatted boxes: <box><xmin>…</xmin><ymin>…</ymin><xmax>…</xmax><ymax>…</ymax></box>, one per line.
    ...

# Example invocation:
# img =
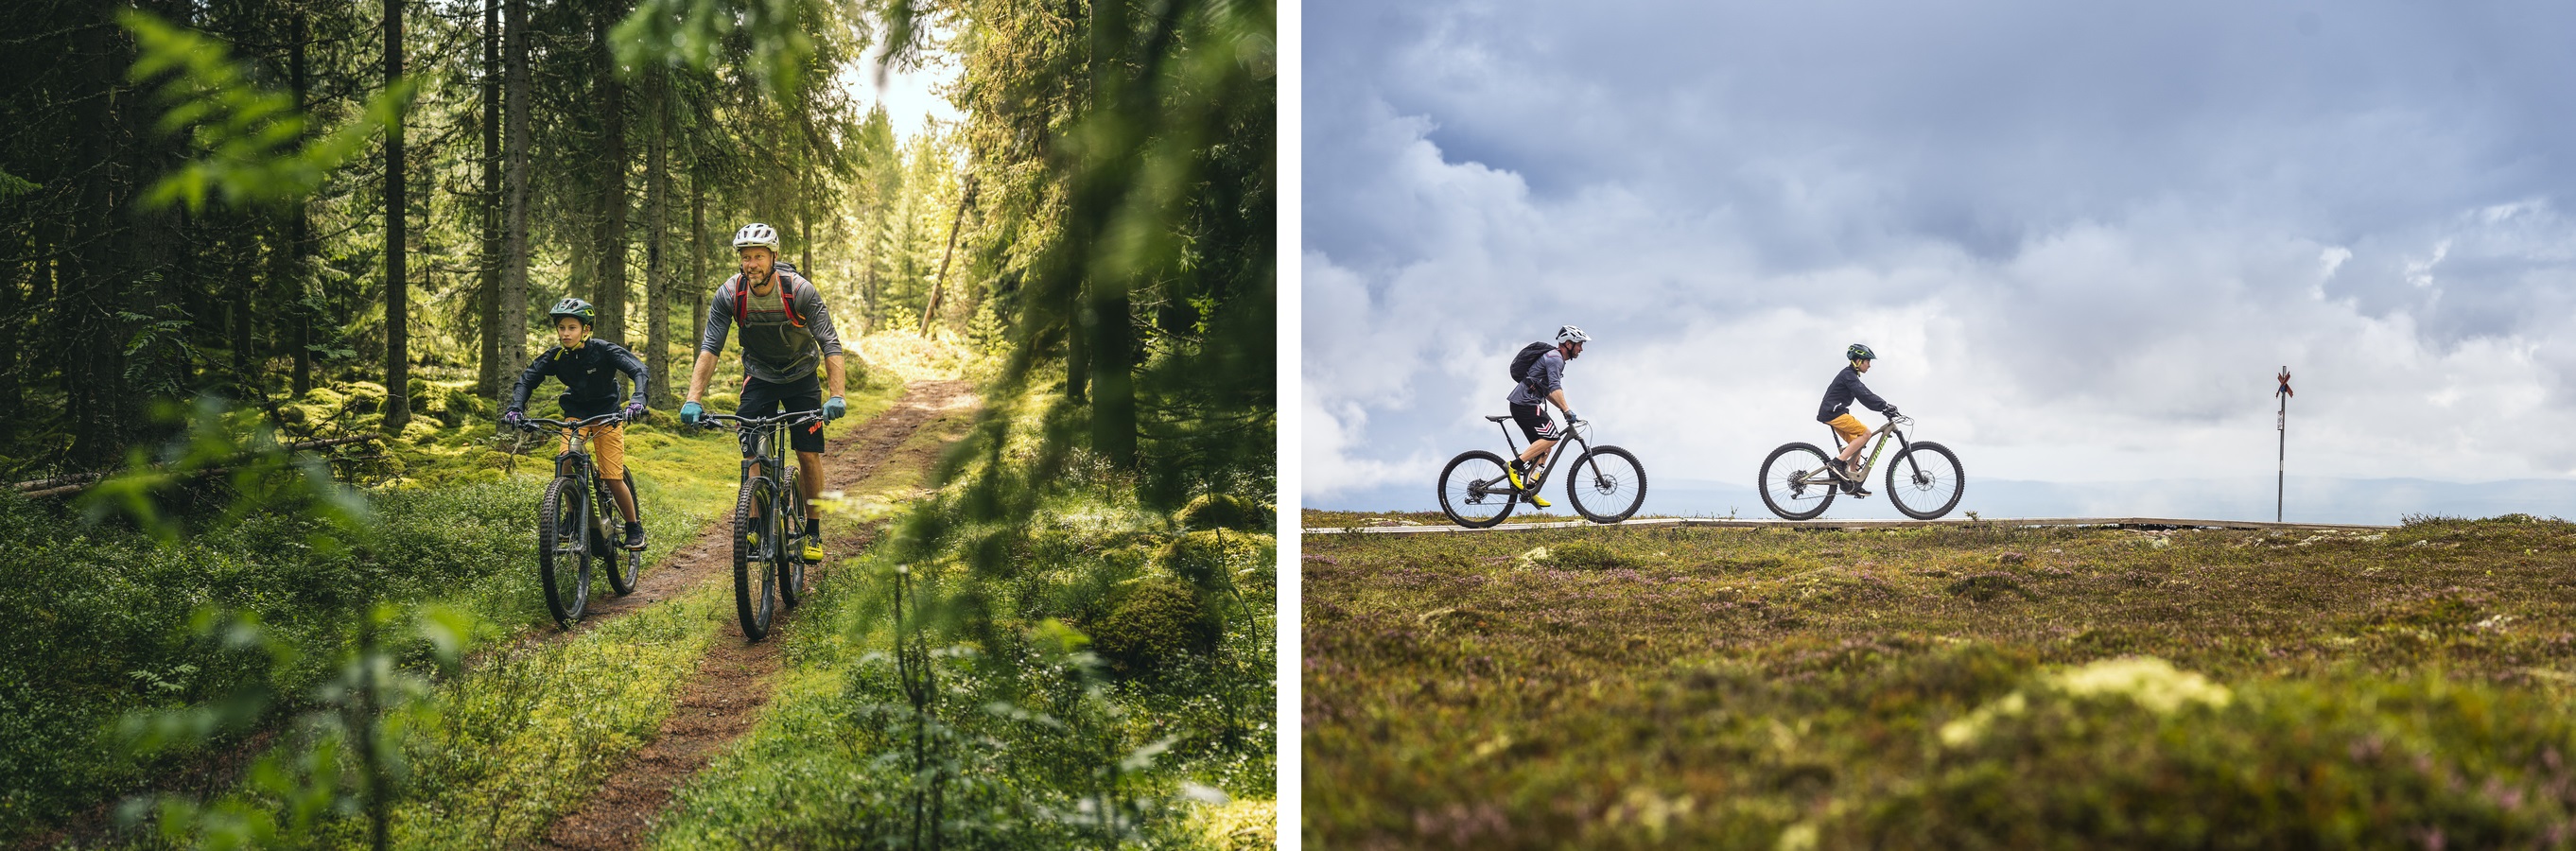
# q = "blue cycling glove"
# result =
<box><xmin>680</xmin><ymin>400</ymin><xmax>704</xmax><ymax>425</ymax></box>
<box><xmin>823</xmin><ymin>396</ymin><xmax>847</xmax><ymax>421</ymax></box>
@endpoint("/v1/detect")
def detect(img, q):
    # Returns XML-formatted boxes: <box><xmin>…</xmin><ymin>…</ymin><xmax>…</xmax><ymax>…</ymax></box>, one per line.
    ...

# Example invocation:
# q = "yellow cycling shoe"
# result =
<box><xmin>802</xmin><ymin>538</ymin><xmax>825</xmax><ymax>563</ymax></box>
<box><xmin>1524</xmin><ymin>492</ymin><xmax>1552</xmax><ymax>508</ymax></box>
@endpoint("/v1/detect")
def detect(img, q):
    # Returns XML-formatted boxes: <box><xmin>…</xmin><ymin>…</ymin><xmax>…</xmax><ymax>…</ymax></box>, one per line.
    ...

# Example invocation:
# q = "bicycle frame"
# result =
<box><xmin>700</xmin><ymin>410</ymin><xmax>825</xmax><ymax>527</ymax></box>
<box><xmin>1487</xmin><ymin>417</ymin><xmax>1593</xmax><ymax>495</ymax></box>
<box><xmin>1808</xmin><ymin>417</ymin><xmax>1919</xmax><ymax>486</ymax></box>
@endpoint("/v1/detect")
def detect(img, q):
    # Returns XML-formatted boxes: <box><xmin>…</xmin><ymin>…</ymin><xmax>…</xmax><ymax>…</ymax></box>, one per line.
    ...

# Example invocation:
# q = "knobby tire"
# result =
<box><xmin>1887</xmin><ymin>441</ymin><xmax>1967</xmax><ymax>520</ymax></box>
<box><xmin>1759</xmin><ymin>443</ymin><xmax>1837</xmax><ymax>521</ymax></box>
<box><xmin>538</xmin><ymin>477</ymin><xmax>593</xmax><ymax>628</ymax></box>
<box><xmin>1436</xmin><ymin>450</ymin><xmax>1517</xmax><ymax>529</ymax></box>
<box><xmin>1566</xmin><ymin>445</ymin><xmax>1648</xmax><ymax>524</ymax></box>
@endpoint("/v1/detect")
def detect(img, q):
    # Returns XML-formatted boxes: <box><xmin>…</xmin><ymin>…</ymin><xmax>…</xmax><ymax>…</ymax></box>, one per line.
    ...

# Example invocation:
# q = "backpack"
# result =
<box><xmin>733</xmin><ymin>270</ymin><xmax>806</xmax><ymax>329</ymax></box>
<box><xmin>1508</xmin><ymin>341</ymin><xmax>1553</xmax><ymax>390</ymax></box>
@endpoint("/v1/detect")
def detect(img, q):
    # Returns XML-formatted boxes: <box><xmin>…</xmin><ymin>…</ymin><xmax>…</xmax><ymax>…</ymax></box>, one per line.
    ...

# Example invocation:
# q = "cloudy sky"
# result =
<box><xmin>1301</xmin><ymin>0</ymin><xmax>2576</xmax><ymax>513</ymax></box>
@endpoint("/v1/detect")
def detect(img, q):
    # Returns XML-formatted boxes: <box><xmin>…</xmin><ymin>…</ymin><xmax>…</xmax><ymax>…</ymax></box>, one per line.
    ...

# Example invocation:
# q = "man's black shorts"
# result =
<box><xmin>739</xmin><ymin>372</ymin><xmax>827</xmax><ymax>453</ymax></box>
<box><xmin>1508</xmin><ymin>402</ymin><xmax>1558</xmax><ymax>444</ymax></box>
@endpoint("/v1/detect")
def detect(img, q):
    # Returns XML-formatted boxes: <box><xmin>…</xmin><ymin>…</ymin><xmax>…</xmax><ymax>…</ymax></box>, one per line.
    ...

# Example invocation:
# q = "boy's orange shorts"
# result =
<box><xmin>565</xmin><ymin>424</ymin><xmax>627</xmax><ymax>480</ymax></box>
<box><xmin>1827</xmin><ymin>413</ymin><xmax>1869</xmax><ymax>443</ymax></box>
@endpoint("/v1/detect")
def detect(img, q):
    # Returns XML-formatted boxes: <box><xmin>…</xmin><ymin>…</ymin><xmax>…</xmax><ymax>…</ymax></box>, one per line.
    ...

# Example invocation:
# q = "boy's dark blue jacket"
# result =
<box><xmin>507</xmin><ymin>340</ymin><xmax>649</xmax><ymax>419</ymax></box>
<box><xmin>1816</xmin><ymin>365</ymin><xmax>1890</xmax><ymax>424</ymax></box>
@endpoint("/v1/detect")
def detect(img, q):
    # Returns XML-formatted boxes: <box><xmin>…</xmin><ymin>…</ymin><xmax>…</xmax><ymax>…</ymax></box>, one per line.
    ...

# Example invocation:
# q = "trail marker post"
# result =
<box><xmin>2276</xmin><ymin>366</ymin><xmax>2293</xmax><ymax>523</ymax></box>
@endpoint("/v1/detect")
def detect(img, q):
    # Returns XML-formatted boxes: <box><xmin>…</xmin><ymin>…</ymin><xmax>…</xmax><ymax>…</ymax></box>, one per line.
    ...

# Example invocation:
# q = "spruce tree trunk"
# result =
<box><xmin>498</xmin><ymin>0</ymin><xmax>530</xmax><ymax>406</ymax></box>
<box><xmin>289</xmin><ymin>11</ymin><xmax>312</xmax><ymax>394</ymax></box>
<box><xmin>1083</xmin><ymin>0</ymin><xmax>1137</xmax><ymax>466</ymax></box>
<box><xmin>593</xmin><ymin>5</ymin><xmax>629</xmax><ymax>343</ymax></box>
<box><xmin>477</xmin><ymin>0</ymin><xmax>502</xmax><ymax>395</ymax></box>
<box><xmin>645</xmin><ymin>68</ymin><xmax>670</xmax><ymax>408</ymax></box>
<box><xmin>382</xmin><ymin>0</ymin><xmax>411</xmax><ymax>432</ymax></box>
<box><xmin>689</xmin><ymin>175</ymin><xmax>704</xmax><ymax>347</ymax></box>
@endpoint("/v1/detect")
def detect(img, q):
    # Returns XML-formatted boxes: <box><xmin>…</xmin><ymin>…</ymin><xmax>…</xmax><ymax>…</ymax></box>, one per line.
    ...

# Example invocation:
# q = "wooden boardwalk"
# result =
<box><xmin>1304</xmin><ymin>516</ymin><xmax>2397</xmax><ymax>535</ymax></box>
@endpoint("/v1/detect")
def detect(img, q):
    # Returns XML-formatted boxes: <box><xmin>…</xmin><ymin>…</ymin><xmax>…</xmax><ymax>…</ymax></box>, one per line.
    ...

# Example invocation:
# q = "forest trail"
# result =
<box><xmin>538</xmin><ymin>379</ymin><xmax>980</xmax><ymax>851</ymax></box>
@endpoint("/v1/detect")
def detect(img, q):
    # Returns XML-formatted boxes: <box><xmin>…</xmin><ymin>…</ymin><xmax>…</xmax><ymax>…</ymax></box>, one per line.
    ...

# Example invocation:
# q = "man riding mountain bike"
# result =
<box><xmin>1819</xmin><ymin>343</ymin><xmax>1899</xmax><ymax>499</ymax></box>
<box><xmin>503</xmin><ymin>297</ymin><xmax>651</xmax><ymax>548</ymax></box>
<box><xmin>679</xmin><ymin>222</ymin><xmax>849</xmax><ymax>564</ymax></box>
<box><xmin>1505</xmin><ymin>325</ymin><xmax>1590</xmax><ymax>508</ymax></box>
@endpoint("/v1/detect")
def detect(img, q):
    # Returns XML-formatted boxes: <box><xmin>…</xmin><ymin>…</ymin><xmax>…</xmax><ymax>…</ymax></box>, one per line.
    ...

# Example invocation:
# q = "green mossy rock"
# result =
<box><xmin>1540</xmin><ymin>540</ymin><xmax>1630</xmax><ymax>570</ymax></box>
<box><xmin>1175</xmin><ymin>494</ymin><xmax>1274</xmax><ymax>530</ymax></box>
<box><xmin>1091</xmin><ymin>576</ymin><xmax>1221</xmax><ymax>675</ymax></box>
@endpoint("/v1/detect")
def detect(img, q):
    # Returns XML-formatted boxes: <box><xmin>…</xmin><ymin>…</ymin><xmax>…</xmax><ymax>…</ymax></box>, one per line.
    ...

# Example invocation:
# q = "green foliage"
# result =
<box><xmin>613</xmin><ymin>0</ymin><xmax>839</xmax><ymax>101</ymax></box>
<box><xmin>653</xmin><ymin>375</ymin><xmax>1272</xmax><ymax>848</ymax></box>
<box><xmin>120</xmin><ymin>9</ymin><xmax>415</xmax><ymax>213</ymax></box>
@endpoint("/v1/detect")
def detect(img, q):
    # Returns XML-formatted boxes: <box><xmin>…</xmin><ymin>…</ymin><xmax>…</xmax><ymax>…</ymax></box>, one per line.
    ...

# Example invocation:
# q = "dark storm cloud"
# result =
<box><xmin>1303</xmin><ymin>0</ymin><xmax>2576</xmax><ymax>500</ymax></box>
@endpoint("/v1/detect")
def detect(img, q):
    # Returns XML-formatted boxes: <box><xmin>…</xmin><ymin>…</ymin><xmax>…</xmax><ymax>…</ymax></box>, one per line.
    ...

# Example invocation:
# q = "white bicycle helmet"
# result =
<box><xmin>732</xmin><ymin>222</ymin><xmax>781</xmax><ymax>253</ymax></box>
<box><xmin>1557</xmin><ymin>325</ymin><xmax>1591</xmax><ymax>344</ymax></box>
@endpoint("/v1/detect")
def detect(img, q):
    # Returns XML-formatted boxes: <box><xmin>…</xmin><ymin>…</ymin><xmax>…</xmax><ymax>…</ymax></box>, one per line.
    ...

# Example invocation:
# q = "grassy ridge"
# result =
<box><xmin>1304</xmin><ymin>512</ymin><xmax>2576</xmax><ymax>848</ymax></box>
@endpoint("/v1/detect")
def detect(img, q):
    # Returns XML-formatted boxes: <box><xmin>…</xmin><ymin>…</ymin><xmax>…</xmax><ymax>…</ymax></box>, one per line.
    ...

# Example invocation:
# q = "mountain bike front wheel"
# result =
<box><xmin>1436</xmin><ymin>450</ymin><xmax>1518</xmax><ymax>529</ymax></box>
<box><xmin>537</xmin><ymin>476</ymin><xmax>594</xmax><ymax>628</ymax></box>
<box><xmin>1886</xmin><ymin>441</ymin><xmax>1966</xmax><ymax>520</ymax></box>
<box><xmin>734</xmin><ymin>476</ymin><xmax>779</xmax><ymax>641</ymax></box>
<box><xmin>777</xmin><ymin>462</ymin><xmax>807</xmax><ymax>609</ymax></box>
<box><xmin>1566</xmin><ymin>445</ymin><xmax>1647</xmax><ymax>524</ymax></box>
<box><xmin>600</xmin><ymin>471</ymin><xmax>643</xmax><ymax>597</ymax></box>
<box><xmin>1758</xmin><ymin>443</ymin><xmax>1837</xmax><ymax>521</ymax></box>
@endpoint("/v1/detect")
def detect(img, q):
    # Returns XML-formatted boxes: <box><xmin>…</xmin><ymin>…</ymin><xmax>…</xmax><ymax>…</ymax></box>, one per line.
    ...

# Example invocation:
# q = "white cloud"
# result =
<box><xmin>1301</xmin><ymin>16</ymin><xmax>2576</xmax><ymax>512</ymax></box>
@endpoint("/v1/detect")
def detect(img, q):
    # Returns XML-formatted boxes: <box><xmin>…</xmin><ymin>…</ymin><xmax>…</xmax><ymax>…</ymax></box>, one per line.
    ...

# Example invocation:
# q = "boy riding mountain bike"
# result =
<box><xmin>504</xmin><ymin>298</ymin><xmax>652</xmax><ymax>548</ymax></box>
<box><xmin>1819</xmin><ymin>343</ymin><xmax>1899</xmax><ymax>499</ymax></box>
<box><xmin>1505</xmin><ymin>325</ymin><xmax>1590</xmax><ymax>508</ymax></box>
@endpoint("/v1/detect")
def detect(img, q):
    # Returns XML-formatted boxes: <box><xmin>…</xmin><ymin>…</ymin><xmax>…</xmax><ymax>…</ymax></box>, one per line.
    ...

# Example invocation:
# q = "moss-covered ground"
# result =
<box><xmin>1305</xmin><ymin>511</ymin><xmax>2576</xmax><ymax>848</ymax></box>
<box><xmin>0</xmin><ymin>334</ymin><xmax>927</xmax><ymax>848</ymax></box>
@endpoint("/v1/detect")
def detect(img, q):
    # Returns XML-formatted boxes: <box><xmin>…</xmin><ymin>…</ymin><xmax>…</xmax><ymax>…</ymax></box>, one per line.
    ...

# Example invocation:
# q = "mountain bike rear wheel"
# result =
<box><xmin>537</xmin><ymin>477</ymin><xmax>594</xmax><ymax>628</ymax></box>
<box><xmin>734</xmin><ymin>475</ymin><xmax>779</xmax><ymax>641</ymax></box>
<box><xmin>600</xmin><ymin>471</ymin><xmax>643</xmax><ymax>596</ymax></box>
<box><xmin>1566</xmin><ymin>445</ymin><xmax>1647</xmax><ymax>524</ymax></box>
<box><xmin>1436</xmin><ymin>450</ymin><xmax>1518</xmax><ymax>529</ymax></box>
<box><xmin>1758</xmin><ymin>443</ymin><xmax>1838</xmax><ymax>521</ymax></box>
<box><xmin>1886</xmin><ymin>441</ymin><xmax>1966</xmax><ymax>520</ymax></box>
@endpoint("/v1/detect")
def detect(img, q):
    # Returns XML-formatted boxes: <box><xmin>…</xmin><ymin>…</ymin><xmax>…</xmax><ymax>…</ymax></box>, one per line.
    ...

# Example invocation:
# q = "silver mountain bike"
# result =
<box><xmin>1758</xmin><ymin>414</ymin><xmax>1964</xmax><ymax>520</ymax></box>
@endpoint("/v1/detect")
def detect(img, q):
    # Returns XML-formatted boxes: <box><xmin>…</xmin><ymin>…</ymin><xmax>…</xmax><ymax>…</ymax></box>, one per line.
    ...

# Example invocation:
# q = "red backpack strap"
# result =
<box><xmin>733</xmin><ymin>273</ymin><xmax>804</xmax><ymax>327</ymax></box>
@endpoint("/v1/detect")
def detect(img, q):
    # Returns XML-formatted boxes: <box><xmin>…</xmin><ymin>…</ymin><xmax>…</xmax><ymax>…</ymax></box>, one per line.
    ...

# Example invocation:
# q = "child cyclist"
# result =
<box><xmin>503</xmin><ymin>298</ymin><xmax>653</xmax><ymax>548</ymax></box>
<box><xmin>1819</xmin><ymin>343</ymin><xmax>1899</xmax><ymax>498</ymax></box>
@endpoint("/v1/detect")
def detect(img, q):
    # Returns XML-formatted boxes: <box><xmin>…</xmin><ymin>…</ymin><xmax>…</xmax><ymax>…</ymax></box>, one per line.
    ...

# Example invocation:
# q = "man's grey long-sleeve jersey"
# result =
<box><xmin>698</xmin><ymin>269</ymin><xmax>845</xmax><ymax>384</ymax></box>
<box><xmin>1506</xmin><ymin>348</ymin><xmax>1567</xmax><ymax>407</ymax></box>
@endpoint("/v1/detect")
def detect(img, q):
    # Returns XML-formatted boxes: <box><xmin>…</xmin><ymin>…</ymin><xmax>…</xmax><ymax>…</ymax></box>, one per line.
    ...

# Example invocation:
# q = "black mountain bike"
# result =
<box><xmin>696</xmin><ymin>410</ymin><xmax>825</xmax><ymax>641</ymax></box>
<box><xmin>1758</xmin><ymin>414</ymin><xmax>1964</xmax><ymax>520</ymax></box>
<box><xmin>513</xmin><ymin>412</ymin><xmax>648</xmax><ymax>628</ymax></box>
<box><xmin>1436</xmin><ymin>417</ymin><xmax>1647</xmax><ymax>528</ymax></box>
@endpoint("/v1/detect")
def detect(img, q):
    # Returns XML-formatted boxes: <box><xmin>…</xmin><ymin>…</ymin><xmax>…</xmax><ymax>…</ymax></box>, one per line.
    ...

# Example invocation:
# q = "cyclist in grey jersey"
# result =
<box><xmin>1505</xmin><ymin>325</ymin><xmax>1589</xmax><ymax>508</ymax></box>
<box><xmin>679</xmin><ymin>222</ymin><xmax>850</xmax><ymax>563</ymax></box>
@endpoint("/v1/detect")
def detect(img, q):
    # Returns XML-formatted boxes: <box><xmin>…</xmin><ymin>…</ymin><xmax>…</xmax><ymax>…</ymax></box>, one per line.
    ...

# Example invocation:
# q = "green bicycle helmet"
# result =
<box><xmin>1847</xmin><ymin>343</ymin><xmax>1876</xmax><ymax>361</ymax></box>
<box><xmin>548</xmin><ymin>297</ymin><xmax>597</xmax><ymax>326</ymax></box>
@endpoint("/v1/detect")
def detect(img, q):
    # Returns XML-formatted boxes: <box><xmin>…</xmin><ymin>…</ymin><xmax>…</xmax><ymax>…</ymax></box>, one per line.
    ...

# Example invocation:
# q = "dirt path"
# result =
<box><xmin>538</xmin><ymin>379</ymin><xmax>979</xmax><ymax>851</ymax></box>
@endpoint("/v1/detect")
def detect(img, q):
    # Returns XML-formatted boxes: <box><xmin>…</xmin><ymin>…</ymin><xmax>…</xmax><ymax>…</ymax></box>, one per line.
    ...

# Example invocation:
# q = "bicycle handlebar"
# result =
<box><xmin>693</xmin><ymin>410</ymin><xmax>828</xmax><ymax>431</ymax></box>
<box><xmin>513</xmin><ymin>411</ymin><xmax>628</xmax><ymax>432</ymax></box>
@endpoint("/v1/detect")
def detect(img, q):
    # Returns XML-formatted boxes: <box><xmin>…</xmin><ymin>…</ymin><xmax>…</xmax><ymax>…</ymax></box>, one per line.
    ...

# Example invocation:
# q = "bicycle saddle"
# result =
<box><xmin>1485</xmin><ymin>415</ymin><xmax>1512</xmax><ymax>423</ymax></box>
